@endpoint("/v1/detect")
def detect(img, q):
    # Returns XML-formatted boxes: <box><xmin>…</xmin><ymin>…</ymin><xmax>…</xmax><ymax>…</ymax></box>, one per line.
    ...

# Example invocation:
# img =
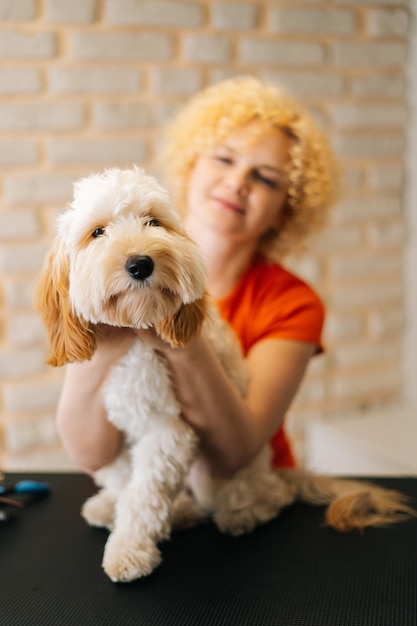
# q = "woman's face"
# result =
<box><xmin>186</xmin><ymin>122</ymin><xmax>292</xmax><ymax>244</ymax></box>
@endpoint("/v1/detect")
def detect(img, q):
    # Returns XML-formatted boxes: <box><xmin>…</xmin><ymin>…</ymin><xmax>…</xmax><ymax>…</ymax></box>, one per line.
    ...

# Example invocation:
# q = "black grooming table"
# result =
<box><xmin>0</xmin><ymin>473</ymin><xmax>416</xmax><ymax>626</ymax></box>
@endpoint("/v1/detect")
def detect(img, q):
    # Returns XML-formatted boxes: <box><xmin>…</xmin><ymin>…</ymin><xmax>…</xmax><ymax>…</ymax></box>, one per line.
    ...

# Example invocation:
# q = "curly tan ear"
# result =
<box><xmin>34</xmin><ymin>241</ymin><xmax>97</xmax><ymax>367</ymax></box>
<box><xmin>155</xmin><ymin>295</ymin><xmax>208</xmax><ymax>348</ymax></box>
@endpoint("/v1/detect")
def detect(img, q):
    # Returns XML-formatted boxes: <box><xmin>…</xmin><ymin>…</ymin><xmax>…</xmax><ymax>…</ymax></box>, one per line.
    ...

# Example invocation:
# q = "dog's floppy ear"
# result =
<box><xmin>34</xmin><ymin>240</ymin><xmax>97</xmax><ymax>367</ymax></box>
<box><xmin>155</xmin><ymin>294</ymin><xmax>208</xmax><ymax>348</ymax></box>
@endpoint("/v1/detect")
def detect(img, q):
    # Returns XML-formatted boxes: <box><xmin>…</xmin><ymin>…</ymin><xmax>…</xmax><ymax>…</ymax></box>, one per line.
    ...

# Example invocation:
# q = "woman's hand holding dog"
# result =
<box><xmin>56</xmin><ymin>325</ymin><xmax>135</xmax><ymax>474</ymax></box>
<box><xmin>144</xmin><ymin>332</ymin><xmax>315</xmax><ymax>478</ymax></box>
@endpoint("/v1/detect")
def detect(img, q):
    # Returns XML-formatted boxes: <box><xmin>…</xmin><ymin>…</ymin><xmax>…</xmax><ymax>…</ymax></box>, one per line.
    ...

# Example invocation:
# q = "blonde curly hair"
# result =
<box><xmin>161</xmin><ymin>76</ymin><xmax>339</xmax><ymax>261</ymax></box>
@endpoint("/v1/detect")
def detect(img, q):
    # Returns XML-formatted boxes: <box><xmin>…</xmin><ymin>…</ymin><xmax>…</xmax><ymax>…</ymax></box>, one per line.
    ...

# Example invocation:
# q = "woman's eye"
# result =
<box><xmin>146</xmin><ymin>217</ymin><xmax>160</xmax><ymax>227</ymax></box>
<box><xmin>92</xmin><ymin>227</ymin><xmax>106</xmax><ymax>237</ymax></box>
<box><xmin>254</xmin><ymin>172</ymin><xmax>277</xmax><ymax>189</ymax></box>
<box><xmin>214</xmin><ymin>155</ymin><xmax>232</xmax><ymax>165</ymax></box>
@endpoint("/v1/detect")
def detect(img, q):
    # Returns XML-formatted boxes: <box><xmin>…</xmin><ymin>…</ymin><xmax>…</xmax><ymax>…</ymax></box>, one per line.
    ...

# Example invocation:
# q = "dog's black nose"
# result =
<box><xmin>126</xmin><ymin>255</ymin><xmax>154</xmax><ymax>281</ymax></box>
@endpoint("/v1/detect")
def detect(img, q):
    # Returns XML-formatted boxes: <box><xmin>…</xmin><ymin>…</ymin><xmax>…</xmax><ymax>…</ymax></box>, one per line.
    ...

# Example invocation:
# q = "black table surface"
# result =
<box><xmin>0</xmin><ymin>473</ymin><xmax>416</xmax><ymax>626</ymax></box>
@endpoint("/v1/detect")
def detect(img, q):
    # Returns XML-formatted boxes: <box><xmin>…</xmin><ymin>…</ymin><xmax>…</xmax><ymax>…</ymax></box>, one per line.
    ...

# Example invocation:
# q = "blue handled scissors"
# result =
<box><xmin>0</xmin><ymin>480</ymin><xmax>51</xmax><ymax>496</ymax></box>
<box><xmin>0</xmin><ymin>480</ymin><xmax>51</xmax><ymax>517</ymax></box>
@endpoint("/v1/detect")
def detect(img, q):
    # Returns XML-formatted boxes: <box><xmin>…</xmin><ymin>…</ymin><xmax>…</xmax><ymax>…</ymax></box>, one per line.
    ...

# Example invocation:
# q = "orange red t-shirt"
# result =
<box><xmin>215</xmin><ymin>255</ymin><xmax>325</xmax><ymax>468</ymax></box>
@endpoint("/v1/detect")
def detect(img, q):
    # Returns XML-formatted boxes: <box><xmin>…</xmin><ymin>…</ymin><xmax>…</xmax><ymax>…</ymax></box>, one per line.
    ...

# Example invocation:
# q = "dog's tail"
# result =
<box><xmin>281</xmin><ymin>469</ymin><xmax>416</xmax><ymax>532</ymax></box>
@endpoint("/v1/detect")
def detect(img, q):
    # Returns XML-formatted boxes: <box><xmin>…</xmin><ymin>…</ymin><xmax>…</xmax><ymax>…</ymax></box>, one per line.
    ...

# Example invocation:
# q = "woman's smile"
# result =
<box><xmin>211</xmin><ymin>195</ymin><xmax>246</xmax><ymax>215</ymax></box>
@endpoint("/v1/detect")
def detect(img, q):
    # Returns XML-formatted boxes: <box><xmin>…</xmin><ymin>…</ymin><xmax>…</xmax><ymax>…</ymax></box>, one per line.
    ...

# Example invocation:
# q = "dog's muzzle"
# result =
<box><xmin>126</xmin><ymin>255</ymin><xmax>154</xmax><ymax>281</ymax></box>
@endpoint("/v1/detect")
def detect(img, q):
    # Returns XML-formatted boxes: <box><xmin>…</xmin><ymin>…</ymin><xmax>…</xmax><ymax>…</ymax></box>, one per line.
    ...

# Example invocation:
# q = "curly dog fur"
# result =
<box><xmin>35</xmin><ymin>167</ymin><xmax>415</xmax><ymax>583</ymax></box>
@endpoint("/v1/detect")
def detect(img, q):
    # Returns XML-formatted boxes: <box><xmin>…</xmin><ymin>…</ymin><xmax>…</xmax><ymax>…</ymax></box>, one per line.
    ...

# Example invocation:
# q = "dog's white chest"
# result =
<box><xmin>104</xmin><ymin>339</ymin><xmax>181</xmax><ymax>440</ymax></box>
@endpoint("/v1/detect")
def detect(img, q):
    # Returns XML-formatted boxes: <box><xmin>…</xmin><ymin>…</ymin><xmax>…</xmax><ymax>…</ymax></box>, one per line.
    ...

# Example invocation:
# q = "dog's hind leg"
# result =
<box><xmin>82</xmin><ymin>450</ymin><xmax>131</xmax><ymax>530</ymax></box>
<box><xmin>82</xmin><ymin>489</ymin><xmax>116</xmax><ymax>530</ymax></box>
<box><xmin>102</xmin><ymin>421</ymin><xmax>198</xmax><ymax>582</ymax></box>
<box><xmin>211</xmin><ymin>448</ymin><xmax>297</xmax><ymax>536</ymax></box>
<box><xmin>171</xmin><ymin>489</ymin><xmax>208</xmax><ymax>531</ymax></box>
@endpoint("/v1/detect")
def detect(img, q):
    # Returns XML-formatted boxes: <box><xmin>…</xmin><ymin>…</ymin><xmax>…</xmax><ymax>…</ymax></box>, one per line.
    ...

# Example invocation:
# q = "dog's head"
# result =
<box><xmin>35</xmin><ymin>167</ymin><xmax>208</xmax><ymax>366</ymax></box>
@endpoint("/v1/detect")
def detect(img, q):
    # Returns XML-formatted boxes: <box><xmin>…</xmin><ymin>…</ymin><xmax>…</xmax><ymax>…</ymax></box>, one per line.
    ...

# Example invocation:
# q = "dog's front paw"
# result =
<box><xmin>82</xmin><ymin>492</ymin><xmax>115</xmax><ymax>530</ymax></box>
<box><xmin>102</xmin><ymin>533</ymin><xmax>161</xmax><ymax>582</ymax></box>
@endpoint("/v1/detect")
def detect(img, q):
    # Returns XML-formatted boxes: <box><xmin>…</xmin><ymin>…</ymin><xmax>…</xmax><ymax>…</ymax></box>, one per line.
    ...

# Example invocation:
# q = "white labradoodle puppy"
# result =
<box><xmin>35</xmin><ymin>167</ymin><xmax>414</xmax><ymax>583</ymax></box>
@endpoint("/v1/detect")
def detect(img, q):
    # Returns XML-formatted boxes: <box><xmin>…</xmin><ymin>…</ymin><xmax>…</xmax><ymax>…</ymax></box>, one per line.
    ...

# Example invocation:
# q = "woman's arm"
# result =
<box><xmin>142</xmin><ymin>330</ymin><xmax>316</xmax><ymax>477</ymax></box>
<box><xmin>56</xmin><ymin>327</ymin><xmax>135</xmax><ymax>474</ymax></box>
<box><xmin>57</xmin><ymin>323</ymin><xmax>315</xmax><ymax>477</ymax></box>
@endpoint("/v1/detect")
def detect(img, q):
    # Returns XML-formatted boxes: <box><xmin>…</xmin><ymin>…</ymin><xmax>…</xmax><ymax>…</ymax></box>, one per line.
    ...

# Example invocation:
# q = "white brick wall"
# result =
<box><xmin>4</xmin><ymin>281</ymin><xmax>36</xmax><ymax>309</ymax></box>
<box><xmin>48</xmin><ymin>138</ymin><xmax>147</xmax><ymax>166</ymax></box>
<box><xmin>0</xmin><ymin>210</ymin><xmax>40</xmax><ymax>239</ymax></box>
<box><xmin>369</xmin><ymin>308</ymin><xmax>403</xmax><ymax>339</ymax></box>
<box><xmin>325</xmin><ymin>314</ymin><xmax>364</xmax><ymax>342</ymax></box>
<box><xmin>184</xmin><ymin>34</ymin><xmax>232</xmax><ymax>63</ymax></box>
<box><xmin>0</xmin><ymin>68</ymin><xmax>41</xmax><ymax>94</ymax></box>
<box><xmin>239</xmin><ymin>39</ymin><xmax>326</xmax><ymax>65</ymax></box>
<box><xmin>333</xmin><ymin>134</ymin><xmax>404</xmax><ymax>158</ymax></box>
<box><xmin>0</xmin><ymin>0</ymin><xmax>413</xmax><ymax>469</ymax></box>
<box><xmin>351</xmin><ymin>73</ymin><xmax>405</xmax><ymax>98</ymax></box>
<box><xmin>150</xmin><ymin>68</ymin><xmax>203</xmax><ymax>96</ymax></box>
<box><xmin>329</xmin><ymin>368</ymin><xmax>401</xmax><ymax>404</ymax></box>
<box><xmin>49</xmin><ymin>67</ymin><xmax>143</xmax><ymax>94</ymax></box>
<box><xmin>212</xmin><ymin>4</ymin><xmax>259</xmax><ymax>31</ymax></box>
<box><xmin>0</xmin><ymin>243</ymin><xmax>50</xmax><ymax>273</ymax></box>
<box><xmin>92</xmin><ymin>102</ymin><xmax>150</xmax><ymax>129</ymax></box>
<box><xmin>262</xmin><ymin>71</ymin><xmax>344</xmax><ymax>98</ymax></box>
<box><xmin>268</xmin><ymin>9</ymin><xmax>357</xmax><ymax>35</ymax></box>
<box><xmin>334</xmin><ymin>340</ymin><xmax>401</xmax><ymax>369</ymax></box>
<box><xmin>3</xmin><ymin>175</ymin><xmax>74</xmax><ymax>204</ymax></box>
<box><xmin>4</xmin><ymin>381</ymin><xmax>61</xmax><ymax>413</ymax></box>
<box><xmin>105</xmin><ymin>0</ymin><xmax>204</xmax><ymax>27</ymax></box>
<box><xmin>0</xmin><ymin>348</ymin><xmax>46</xmax><ymax>379</ymax></box>
<box><xmin>5</xmin><ymin>414</ymin><xmax>57</xmax><ymax>453</ymax></box>
<box><xmin>0</xmin><ymin>0</ymin><xmax>36</xmax><ymax>20</ymax></box>
<box><xmin>45</xmin><ymin>0</ymin><xmax>97</xmax><ymax>23</ymax></box>
<box><xmin>404</xmin><ymin>0</ymin><xmax>417</xmax><ymax>407</ymax></box>
<box><xmin>367</xmin><ymin>222</ymin><xmax>405</xmax><ymax>248</ymax></box>
<box><xmin>334</xmin><ymin>41</ymin><xmax>406</xmax><ymax>66</ymax></box>
<box><xmin>330</xmin><ymin>283</ymin><xmax>402</xmax><ymax>309</ymax></box>
<box><xmin>72</xmin><ymin>32</ymin><xmax>174</xmax><ymax>60</ymax></box>
<box><xmin>329</xmin><ymin>104</ymin><xmax>407</xmax><ymax>129</ymax></box>
<box><xmin>0</xmin><ymin>103</ymin><xmax>85</xmax><ymax>131</ymax></box>
<box><xmin>0</xmin><ymin>143</ymin><xmax>39</xmax><ymax>167</ymax></box>
<box><xmin>334</xmin><ymin>196</ymin><xmax>402</xmax><ymax>223</ymax></box>
<box><xmin>328</xmin><ymin>254</ymin><xmax>402</xmax><ymax>280</ymax></box>
<box><xmin>335</xmin><ymin>0</ymin><xmax>407</xmax><ymax>7</ymax></box>
<box><xmin>6</xmin><ymin>313</ymin><xmax>45</xmax><ymax>347</ymax></box>
<box><xmin>367</xmin><ymin>9</ymin><xmax>409</xmax><ymax>36</ymax></box>
<box><xmin>368</xmin><ymin>167</ymin><xmax>403</xmax><ymax>190</ymax></box>
<box><xmin>0</xmin><ymin>30</ymin><xmax>56</xmax><ymax>57</ymax></box>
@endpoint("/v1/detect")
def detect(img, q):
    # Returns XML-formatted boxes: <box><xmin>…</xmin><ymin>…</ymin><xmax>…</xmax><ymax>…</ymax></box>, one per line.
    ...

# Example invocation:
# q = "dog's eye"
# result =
<box><xmin>92</xmin><ymin>227</ymin><xmax>106</xmax><ymax>238</ymax></box>
<box><xmin>145</xmin><ymin>217</ymin><xmax>160</xmax><ymax>227</ymax></box>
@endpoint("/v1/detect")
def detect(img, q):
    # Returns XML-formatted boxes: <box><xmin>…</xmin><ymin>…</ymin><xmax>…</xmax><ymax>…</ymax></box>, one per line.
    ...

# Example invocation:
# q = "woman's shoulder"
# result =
<box><xmin>217</xmin><ymin>256</ymin><xmax>325</xmax><ymax>354</ymax></box>
<box><xmin>245</xmin><ymin>257</ymin><xmax>325</xmax><ymax>350</ymax></box>
<box><xmin>249</xmin><ymin>257</ymin><xmax>323</xmax><ymax>306</ymax></box>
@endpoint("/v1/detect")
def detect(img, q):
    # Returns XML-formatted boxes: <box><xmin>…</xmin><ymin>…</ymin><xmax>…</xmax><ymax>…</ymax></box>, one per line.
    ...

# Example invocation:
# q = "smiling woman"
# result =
<box><xmin>162</xmin><ymin>76</ymin><xmax>338</xmax><ymax>263</ymax></box>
